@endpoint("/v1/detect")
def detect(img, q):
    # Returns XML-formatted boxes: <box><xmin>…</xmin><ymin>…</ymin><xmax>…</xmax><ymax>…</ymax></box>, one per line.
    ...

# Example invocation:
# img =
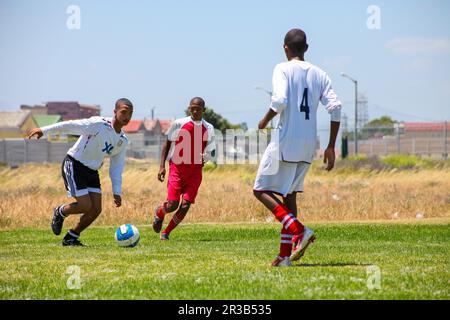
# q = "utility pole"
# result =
<box><xmin>341</xmin><ymin>73</ymin><xmax>359</xmax><ymax>155</ymax></box>
<box><xmin>444</xmin><ymin>121</ymin><xmax>448</xmax><ymax>160</ymax></box>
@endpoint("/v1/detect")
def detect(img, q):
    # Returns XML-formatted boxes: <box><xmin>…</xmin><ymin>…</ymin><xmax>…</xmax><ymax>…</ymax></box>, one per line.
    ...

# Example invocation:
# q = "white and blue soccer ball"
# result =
<box><xmin>115</xmin><ymin>224</ymin><xmax>140</xmax><ymax>247</ymax></box>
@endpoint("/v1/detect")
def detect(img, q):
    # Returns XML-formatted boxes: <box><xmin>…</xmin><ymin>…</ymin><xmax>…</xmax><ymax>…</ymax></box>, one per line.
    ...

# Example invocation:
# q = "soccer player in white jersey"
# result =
<box><xmin>27</xmin><ymin>98</ymin><xmax>133</xmax><ymax>246</ymax></box>
<box><xmin>253</xmin><ymin>29</ymin><xmax>342</xmax><ymax>267</ymax></box>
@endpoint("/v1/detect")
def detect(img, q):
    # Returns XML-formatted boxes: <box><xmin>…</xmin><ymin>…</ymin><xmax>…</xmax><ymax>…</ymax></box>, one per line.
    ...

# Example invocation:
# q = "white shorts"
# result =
<box><xmin>253</xmin><ymin>147</ymin><xmax>310</xmax><ymax>197</ymax></box>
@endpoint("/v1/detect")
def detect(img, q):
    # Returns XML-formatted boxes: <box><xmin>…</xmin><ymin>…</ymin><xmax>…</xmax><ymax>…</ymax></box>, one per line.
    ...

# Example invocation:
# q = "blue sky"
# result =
<box><xmin>1</xmin><ymin>0</ymin><xmax>450</xmax><ymax>137</ymax></box>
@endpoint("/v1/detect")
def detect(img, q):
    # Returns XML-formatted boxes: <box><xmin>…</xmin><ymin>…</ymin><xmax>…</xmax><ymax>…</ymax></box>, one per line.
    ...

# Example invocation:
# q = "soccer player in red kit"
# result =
<box><xmin>152</xmin><ymin>97</ymin><xmax>216</xmax><ymax>240</ymax></box>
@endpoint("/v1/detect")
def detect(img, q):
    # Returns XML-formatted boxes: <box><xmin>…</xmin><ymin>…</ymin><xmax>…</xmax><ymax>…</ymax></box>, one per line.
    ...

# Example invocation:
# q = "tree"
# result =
<box><xmin>365</xmin><ymin>116</ymin><xmax>397</xmax><ymax>128</ymax></box>
<box><xmin>362</xmin><ymin>116</ymin><xmax>397</xmax><ymax>139</ymax></box>
<box><xmin>185</xmin><ymin>107</ymin><xmax>242</xmax><ymax>132</ymax></box>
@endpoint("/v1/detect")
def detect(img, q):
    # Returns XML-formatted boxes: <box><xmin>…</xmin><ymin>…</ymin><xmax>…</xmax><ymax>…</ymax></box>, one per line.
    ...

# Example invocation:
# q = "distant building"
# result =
<box><xmin>123</xmin><ymin>120</ymin><xmax>146</xmax><ymax>149</ymax></box>
<box><xmin>20</xmin><ymin>104</ymin><xmax>47</xmax><ymax>115</ymax></box>
<box><xmin>32</xmin><ymin>115</ymin><xmax>61</xmax><ymax>128</ymax></box>
<box><xmin>20</xmin><ymin>102</ymin><xmax>101</xmax><ymax>121</ymax></box>
<box><xmin>0</xmin><ymin>111</ymin><xmax>38</xmax><ymax>138</ymax></box>
<box><xmin>143</xmin><ymin>119</ymin><xmax>162</xmax><ymax>136</ymax></box>
<box><xmin>47</xmin><ymin>102</ymin><xmax>101</xmax><ymax>121</ymax></box>
<box><xmin>143</xmin><ymin>119</ymin><xmax>163</xmax><ymax>145</ymax></box>
<box><xmin>123</xmin><ymin>119</ymin><xmax>173</xmax><ymax>150</ymax></box>
<box><xmin>32</xmin><ymin>115</ymin><xmax>63</xmax><ymax>141</ymax></box>
<box><xmin>159</xmin><ymin>120</ymin><xmax>173</xmax><ymax>134</ymax></box>
<box><xmin>402</xmin><ymin>122</ymin><xmax>450</xmax><ymax>138</ymax></box>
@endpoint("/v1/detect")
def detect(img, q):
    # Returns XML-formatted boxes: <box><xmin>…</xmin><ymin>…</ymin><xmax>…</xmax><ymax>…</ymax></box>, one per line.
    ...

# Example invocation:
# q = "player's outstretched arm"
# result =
<box><xmin>324</xmin><ymin>121</ymin><xmax>340</xmax><ymax>171</ymax></box>
<box><xmin>110</xmin><ymin>147</ymin><xmax>126</xmax><ymax>208</ymax></box>
<box><xmin>35</xmin><ymin>118</ymin><xmax>99</xmax><ymax>138</ymax></box>
<box><xmin>158</xmin><ymin>138</ymin><xmax>171</xmax><ymax>182</ymax></box>
<box><xmin>27</xmin><ymin>128</ymin><xmax>43</xmax><ymax>139</ymax></box>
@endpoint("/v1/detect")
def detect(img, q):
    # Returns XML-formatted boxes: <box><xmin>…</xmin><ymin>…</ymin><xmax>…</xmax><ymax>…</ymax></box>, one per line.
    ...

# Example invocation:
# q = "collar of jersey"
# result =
<box><xmin>106</xmin><ymin>117</ymin><xmax>124</xmax><ymax>135</ymax></box>
<box><xmin>190</xmin><ymin>117</ymin><xmax>203</xmax><ymax>125</ymax></box>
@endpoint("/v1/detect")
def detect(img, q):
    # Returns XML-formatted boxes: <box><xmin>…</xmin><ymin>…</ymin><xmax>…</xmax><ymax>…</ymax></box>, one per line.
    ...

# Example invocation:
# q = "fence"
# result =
<box><xmin>345</xmin><ymin>122</ymin><xmax>449</xmax><ymax>159</ymax></box>
<box><xmin>124</xmin><ymin>133</ymin><xmax>273</xmax><ymax>164</ymax></box>
<box><xmin>0</xmin><ymin>139</ymin><xmax>76</xmax><ymax>167</ymax></box>
<box><xmin>348</xmin><ymin>137</ymin><xmax>450</xmax><ymax>158</ymax></box>
<box><xmin>0</xmin><ymin>134</ymin><xmax>273</xmax><ymax>166</ymax></box>
<box><xmin>1</xmin><ymin>124</ymin><xmax>449</xmax><ymax>167</ymax></box>
<box><xmin>0</xmin><ymin>138</ymin><xmax>169</xmax><ymax>166</ymax></box>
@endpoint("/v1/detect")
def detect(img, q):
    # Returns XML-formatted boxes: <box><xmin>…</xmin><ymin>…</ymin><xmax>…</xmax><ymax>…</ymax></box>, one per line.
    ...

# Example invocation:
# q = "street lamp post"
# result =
<box><xmin>254</xmin><ymin>86</ymin><xmax>274</xmax><ymax>128</ymax></box>
<box><xmin>341</xmin><ymin>73</ymin><xmax>359</xmax><ymax>155</ymax></box>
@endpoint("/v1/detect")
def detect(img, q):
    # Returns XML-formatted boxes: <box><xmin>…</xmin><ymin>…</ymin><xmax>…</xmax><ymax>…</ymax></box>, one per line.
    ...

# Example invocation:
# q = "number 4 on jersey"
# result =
<box><xmin>300</xmin><ymin>88</ymin><xmax>310</xmax><ymax>120</ymax></box>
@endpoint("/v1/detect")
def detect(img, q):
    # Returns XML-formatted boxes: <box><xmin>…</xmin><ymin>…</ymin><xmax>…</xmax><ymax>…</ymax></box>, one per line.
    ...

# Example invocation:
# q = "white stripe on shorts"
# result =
<box><xmin>87</xmin><ymin>188</ymin><xmax>102</xmax><ymax>194</ymax></box>
<box><xmin>64</xmin><ymin>160</ymin><xmax>88</xmax><ymax>198</ymax></box>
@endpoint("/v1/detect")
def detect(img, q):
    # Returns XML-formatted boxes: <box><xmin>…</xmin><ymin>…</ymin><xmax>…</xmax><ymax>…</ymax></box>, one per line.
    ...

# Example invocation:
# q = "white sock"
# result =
<box><xmin>68</xmin><ymin>230</ymin><xmax>79</xmax><ymax>238</ymax></box>
<box><xmin>58</xmin><ymin>205</ymin><xmax>67</xmax><ymax>219</ymax></box>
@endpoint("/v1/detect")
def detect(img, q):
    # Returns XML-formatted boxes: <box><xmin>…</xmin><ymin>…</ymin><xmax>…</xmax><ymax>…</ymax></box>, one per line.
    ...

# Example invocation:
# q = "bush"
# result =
<box><xmin>380</xmin><ymin>155</ymin><xmax>420</xmax><ymax>169</ymax></box>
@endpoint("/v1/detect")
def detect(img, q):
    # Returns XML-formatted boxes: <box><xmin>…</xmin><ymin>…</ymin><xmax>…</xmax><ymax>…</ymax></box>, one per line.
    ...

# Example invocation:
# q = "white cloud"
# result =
<box><xmin>403</xmin><ymin>58</ymin><xmax>434</xmax><ymax>72</ymax></box>
<box><xmin>386</xmin><ymin>37</ymin><xmax>450</xmax><ymax>55</ymax></box>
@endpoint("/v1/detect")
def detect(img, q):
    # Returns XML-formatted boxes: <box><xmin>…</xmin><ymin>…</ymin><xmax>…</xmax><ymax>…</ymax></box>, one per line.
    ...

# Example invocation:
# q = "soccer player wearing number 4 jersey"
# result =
<box><xmin>27</xmin><ymin>98</ymin><xmax>133</xmax><ymax>246</ymax></box>
<box><xmin>253</xmin><ymin>29</ymin><xmax>342</xmax><ymax>267</ymax></box>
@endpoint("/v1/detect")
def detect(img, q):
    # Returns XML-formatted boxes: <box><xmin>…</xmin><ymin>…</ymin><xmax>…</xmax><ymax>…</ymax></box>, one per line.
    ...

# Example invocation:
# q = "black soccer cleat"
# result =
<box><xmin>51</xmin><ymin>206</ymin><xmax>65</xmax><ymax>236</ymax></box>
<box><xmin>62</xmin><ymin>238</ymin><xmax>84</xmax><ymax>247</ymax></box>
<box><xmin>152</xmin><ymin>206</ymin><xmax>164</xmax><ymax>233</ymax></box>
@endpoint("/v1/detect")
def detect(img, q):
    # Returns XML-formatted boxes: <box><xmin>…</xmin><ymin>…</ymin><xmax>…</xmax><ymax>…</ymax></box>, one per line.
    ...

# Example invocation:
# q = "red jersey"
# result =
<box><xmin>166</xmin><ymin>116</ymin><xmax>216</xmax><ymax>170</ymax></box>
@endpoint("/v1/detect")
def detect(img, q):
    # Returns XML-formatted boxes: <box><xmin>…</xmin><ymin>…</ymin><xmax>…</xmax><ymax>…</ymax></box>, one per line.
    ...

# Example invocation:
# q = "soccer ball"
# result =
<box><xmin>115</xmin><ymin>224</ymin><xmax>140</xmax><ymax>247</ymax></box>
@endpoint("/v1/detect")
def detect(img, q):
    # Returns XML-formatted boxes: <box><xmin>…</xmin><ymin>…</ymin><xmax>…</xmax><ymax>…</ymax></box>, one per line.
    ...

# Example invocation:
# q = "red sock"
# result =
<box><xmin>163</xmin><ymin>211</ymin><xmax>187</xmax><ymax>235</ymax></box>
<box><xmin>272</xmin><ymin>204</ymin><xmax>304</xmax><ymax>235</ymax></box>
<box><xmin>156</xmin><ymin>203</ymin><xmax>167</xmax><ymax>219</ymax></box>
<box><xmin>279</xmin><ymin>228</ymin><xmax>293</xmax><ymax>258</ymax></box>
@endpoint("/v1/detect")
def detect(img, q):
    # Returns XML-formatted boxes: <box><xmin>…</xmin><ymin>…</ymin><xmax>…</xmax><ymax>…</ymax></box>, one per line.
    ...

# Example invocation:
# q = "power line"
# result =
<box><xmin>369</xmin><ymin>103</ymin><xmax>438</xmax><ymax>122</ymax></box>
<box><xmin>341</xmin><ymin>100</ymin><xmax>439</xmax><ymax>122</ymax></box>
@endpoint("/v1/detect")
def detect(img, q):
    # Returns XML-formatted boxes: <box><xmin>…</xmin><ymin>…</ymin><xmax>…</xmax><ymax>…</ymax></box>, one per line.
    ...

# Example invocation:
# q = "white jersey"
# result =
<box><xmin>41</xmin><ymin>117</ymin><xmax>128</xmax><ymax>195</ymax></box>
<box><xmin>269</xmin><ymin>60</ymin><xmax>342</xmax><ymax>163</ymax></box>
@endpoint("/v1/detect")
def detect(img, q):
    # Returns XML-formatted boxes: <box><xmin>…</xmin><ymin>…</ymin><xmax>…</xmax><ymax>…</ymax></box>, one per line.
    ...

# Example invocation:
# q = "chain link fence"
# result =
<box><xmin>343</xmin><ymin>122</ymin><xmax>449</xmax><ymax>159</ymax></box>
<box><xmin>1</xmin><ymin>123</ymin><xmax>448</xmax><ymax>167</ymax></box>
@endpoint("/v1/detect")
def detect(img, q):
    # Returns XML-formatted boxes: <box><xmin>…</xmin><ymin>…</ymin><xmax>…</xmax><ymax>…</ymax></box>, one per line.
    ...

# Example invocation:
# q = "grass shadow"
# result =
<box><xmin>294</xmin><ymin>262</ymin><xmax>373</xmax><ymax>268</ymax></box>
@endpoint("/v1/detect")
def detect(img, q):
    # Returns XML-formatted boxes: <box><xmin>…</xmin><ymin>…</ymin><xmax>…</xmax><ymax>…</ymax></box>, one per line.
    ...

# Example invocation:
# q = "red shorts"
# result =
<box><xmin>167</xmin><ymin>162</ymin><xmax>203</xmax><ymax>204</ymax></box>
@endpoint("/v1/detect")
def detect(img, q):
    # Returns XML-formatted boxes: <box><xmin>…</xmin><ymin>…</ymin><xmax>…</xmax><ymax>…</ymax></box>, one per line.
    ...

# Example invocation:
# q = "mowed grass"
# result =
<box><xmin>0</xmin><ymin>222</ymin><xmax>448</xmax><ymax>300</ymax></box>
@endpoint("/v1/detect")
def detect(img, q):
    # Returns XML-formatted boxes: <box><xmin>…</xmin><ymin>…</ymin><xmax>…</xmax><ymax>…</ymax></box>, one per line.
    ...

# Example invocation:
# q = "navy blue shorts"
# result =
<box><xmin>61</xmin><ymin>155</ymin><xmax>101</xmax><ymax>198</ymax></box>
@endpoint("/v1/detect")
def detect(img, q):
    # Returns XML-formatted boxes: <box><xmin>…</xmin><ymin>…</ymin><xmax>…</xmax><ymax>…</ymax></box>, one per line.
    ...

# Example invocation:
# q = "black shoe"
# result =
<box><xmin>62</xmin><ymin>237</ymin><xmax>84</xmax><ymax>246</ymax></box>
<box><xmin>152</xmin><ymin>206</ymin><xmax>164</xmax><ymax>233</ymax></box>
<box><xmin>51</xmin><ymin>206</ymin><xmax>65</xmax><ymax>236</ymax></box>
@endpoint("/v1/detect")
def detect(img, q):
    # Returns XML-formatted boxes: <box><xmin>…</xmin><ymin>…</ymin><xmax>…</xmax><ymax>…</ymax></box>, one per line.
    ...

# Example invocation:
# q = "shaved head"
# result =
<box><xmin>284</xmin><ymin>28</ymin><xmax>308</xmax><ymax>55</ymax></box>
<box><xmin>115</xmin><ymin>98</ymin><xmax>133</xmax><ymax>110</ymax></box>
<box><xmin>190</xmin><ymin>97</ymin><xmax>205</xmax><ymax>108</ymax></box>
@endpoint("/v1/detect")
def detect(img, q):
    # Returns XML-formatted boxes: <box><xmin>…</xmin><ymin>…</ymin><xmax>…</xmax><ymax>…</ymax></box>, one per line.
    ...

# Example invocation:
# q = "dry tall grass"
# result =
<box><xmin>0</xmin><ymin>160</ymin><xmax>449</xmax><ymax>230</ymax></box>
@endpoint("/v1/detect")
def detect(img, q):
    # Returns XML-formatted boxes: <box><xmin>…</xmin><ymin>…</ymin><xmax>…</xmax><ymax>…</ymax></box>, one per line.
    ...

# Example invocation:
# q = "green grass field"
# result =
<box><xmin>0</xmin><ymin>222</ymin><xmax>448</xmax><ymax>300</ymax></box>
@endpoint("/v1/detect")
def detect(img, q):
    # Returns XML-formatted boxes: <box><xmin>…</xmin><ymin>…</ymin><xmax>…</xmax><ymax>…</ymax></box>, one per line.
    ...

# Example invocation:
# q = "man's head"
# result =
<box><xmin>114</xmin><ymin>98</ymin><xmax>133</xmax><ymax>126</ymax></box>
<box><xmin>188</xmin><ymin>97</ymin><xmax>206</xmax><ymax>121</ymax></box>
<box><xmin>283</xmin><ymin>28</ymin><xmax>308</xmax><ymax>60</ymax></box>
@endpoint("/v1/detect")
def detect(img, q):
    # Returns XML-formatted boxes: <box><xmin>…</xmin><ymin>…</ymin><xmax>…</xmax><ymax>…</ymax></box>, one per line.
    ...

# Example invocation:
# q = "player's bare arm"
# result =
<box><xmin>324</xmin><ymin>121</ymin><xmax>340</xmax><ymax>171</ymax></box>
<box><xmin>258</xmin><ymin>109</ymin><xmax>278</xmax><ymax>129</ymax></box>
<box><xmin>27</xmin><ymin>128</ymin><xmax>43</xmax><ymax>139</ymax></box>
<box><xmin>158</xmin><ymin>138</ymin><xmax>172</xmax><ymax>182</ymax></box>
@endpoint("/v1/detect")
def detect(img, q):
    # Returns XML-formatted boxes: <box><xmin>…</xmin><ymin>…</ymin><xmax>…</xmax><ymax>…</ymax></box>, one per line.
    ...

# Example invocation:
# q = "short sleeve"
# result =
<box><xmin>204</xmin><ymin>124</ymin><xmax>216</xmax><ymax>162</ymax></box>
<box><xmin>269</xmin><ymin>64</ymin><xmax>289</xmax><ymax>114</ymax></box>
<box><xmin>165</xmin><ymin>121</ymin><xmax>179</xmax><ymax>142</ymax></box>
<box><xmin>320</xmin><ymin>74</ymin><xmax>342</xmax><ymax>122</ymax></box>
